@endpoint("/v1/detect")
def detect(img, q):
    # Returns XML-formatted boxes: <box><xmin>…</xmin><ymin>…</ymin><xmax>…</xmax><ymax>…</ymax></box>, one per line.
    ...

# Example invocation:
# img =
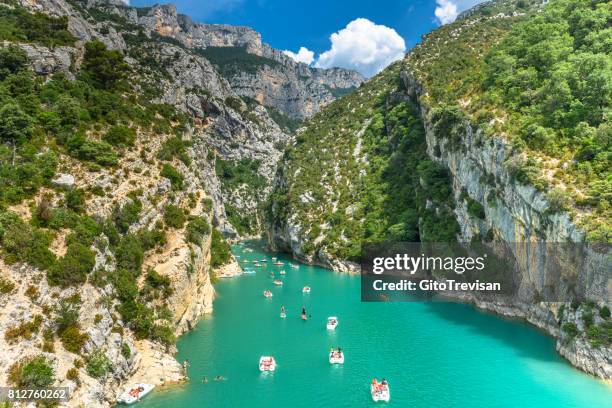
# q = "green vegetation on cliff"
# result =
<box><xmin>405</xmin><ymin>0</ymin><xmax>611</xmax><ymax>241</ymax></box>
<box><xmin>269</xmin><ymin>62</ymin><xmax>459</xmax><ymax>261</ymax></box>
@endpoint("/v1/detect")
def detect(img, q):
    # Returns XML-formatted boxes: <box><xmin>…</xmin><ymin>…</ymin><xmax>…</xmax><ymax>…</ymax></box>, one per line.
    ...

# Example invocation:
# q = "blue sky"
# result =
<box><xmin>130</xmin><ymin>0</ymin><xmax>485</xmax><ymax>76</ymax></box>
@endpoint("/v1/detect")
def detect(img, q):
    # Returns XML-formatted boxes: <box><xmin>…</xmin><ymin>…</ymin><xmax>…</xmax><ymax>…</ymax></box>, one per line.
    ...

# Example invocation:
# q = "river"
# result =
<box><xmin>140</xmin><ymin>241</ymin><xmax>611</xmax><ymax>407</ymax></box>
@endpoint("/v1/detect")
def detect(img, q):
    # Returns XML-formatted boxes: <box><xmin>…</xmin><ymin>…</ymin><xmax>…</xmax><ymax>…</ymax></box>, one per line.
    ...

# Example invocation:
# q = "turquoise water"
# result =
<box><xmin>140</xmin><ymin>241</ymin><xmax>611</xmax><ymax>408</ymax></box>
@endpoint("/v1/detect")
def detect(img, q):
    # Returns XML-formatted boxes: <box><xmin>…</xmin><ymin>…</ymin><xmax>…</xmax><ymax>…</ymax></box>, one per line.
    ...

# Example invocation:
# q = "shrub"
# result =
<box><xmin>60</xmin><ymin>325</ymin><xmax>89</xmax><ymax>354</ymax></box>
<box><xmin>160</xmin><ymin>164</ymin><xmax>184</xmax><ymax>190</ymax></box>
<box><xmin>163</xmin><ymin>204</ymin><xmax>186</xmax><ymax>229</ymax></box>
<box><xmin>86</xmin><ymin>349</ymin><xmax>113</xmax><ymax>378</ymax></box>
<box><xmin>121</xmin><ymin>343</ymin><xmax>131</xmax><ymax>359</ymax></box>
<box><xmin>103</xmin><ymin>125</ymin><xmax>136</xmax><ymax>147</ymax></box>
<box><xmin>65</xmin><ymin>188</ymin><xmax>86</xmax><ymax>213</ymax></box>
<box><xmin>81</xmin><ymin>40</ymin><xmax>129</xmax><ymax>90</ymax></box>
<box><xmin>0</xmin><ymin>46</ymin><xmax>28</xmax><ymax>80</ymax></box>
<box><xmin>210</xmin><ymin>229</ymin><xmax>231</xmax><ymax>268</ymax></box>
<box><xmin>137</xmin><ymin>227</ymin><xmax>166</xmax><ymax>250</ymax></box>
<box><xmin>0</xmin><ymin>212</ymin><xmax>56</xmax><ymax>270</ymax></box>
<box><xmin>4</xmin><ymin>315</ymin><xmax>42</xmax><ymax>343</ymax></box>
<box><xmin>112</xmin><ymin>199</ymin><xmax>142</xmax><ymax>233</ymax></box>
<box><xmin>9</xmin><ymin>355</ymin><xmax>54</xmax><ymax>388</ymax></box>
<box><xmin>158</xmin><ymin>136</ymin><xmax>190</xmax><ymax>164</ymax></box>
<box><xmin>115</xmin><ymin>234</ymin><xmax>144</xmax><ymax>274</ymax></box>
<box><xmin>0</xmin><ymin>276</ymin><xmax>16</xmax><ymax>294</ymax></box>
<box><xmin>562</xmin><ymin>322</ymin><xmax>579</xmax><ymax>339</ymax></box>
<box><xmin>47</xmin><ymin>243</ymin><xmax>95</xmax><ymax>286</ymax></box>
<box><xmin>466</xmin><ymin>198</ymin><xmax>486</xmax><ymax>220</ymax></box>
<box><xmin>0</xmin><ymin>102</ymin><xmax>33</xmax><ymax>144</ymax></box>
<box><xmin>55</xmin><ymin>298</ymin><xmax>80</xmax><ymax>332</ymax></box>
<box><xmin>186</xmin><ymin>217</ymin><xmax>210</xmax><ymax>244</ymax></box>
<box><xmin>600</xmin><ymin>306</ymin><xmax>610</xmax><ymax>319</ymax></box>
<box><xmin>66</xmin><ymin>367</ymin><xmax>79</xmax><ymax>381</ymax></box>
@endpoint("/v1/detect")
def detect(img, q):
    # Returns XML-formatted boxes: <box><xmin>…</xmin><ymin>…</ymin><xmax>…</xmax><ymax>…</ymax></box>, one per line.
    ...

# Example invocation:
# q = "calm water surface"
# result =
<box><xmin>140</xmin><ymin>241</ymin><xmax>611</xmax><ymax>407</ymax></box>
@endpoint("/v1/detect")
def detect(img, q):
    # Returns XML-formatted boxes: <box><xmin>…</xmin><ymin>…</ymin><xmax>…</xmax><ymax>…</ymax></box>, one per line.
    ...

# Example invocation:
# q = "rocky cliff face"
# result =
<box><xmin>399</xmin><ymin>70</ymin><xmax>610</xmax><ymax>380</ymax></box>
<box><xmin>130</xmin><ymin>3</ymin><xmax>364</xmax><ymax>119</ymax></box>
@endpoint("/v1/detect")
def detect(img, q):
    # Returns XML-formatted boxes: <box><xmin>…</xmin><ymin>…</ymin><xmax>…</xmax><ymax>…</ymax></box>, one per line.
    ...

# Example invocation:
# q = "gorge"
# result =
<box><xmin>0</xmin><ymin>0</ymin><xmax>609</xmax><ymax>406</ymax></box>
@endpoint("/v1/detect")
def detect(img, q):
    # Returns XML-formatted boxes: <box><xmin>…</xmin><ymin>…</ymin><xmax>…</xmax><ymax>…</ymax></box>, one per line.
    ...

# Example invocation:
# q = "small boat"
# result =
<box><xmin>279</xmin><ymin>270</ymin><xmax>286</xmax><ymax>275</ymax></box>
<box><xmin>272</xmin><ymin>257</ymin><xmax>277</xmax><ymax>260</ymax></box>
<box><xmin>243</xmin><ymin>269</ymin><xmax>256</xmax><ymax>274</ymax></box>
<box><xmin>371</xmin><ymin>379</ymin><xmax>390</xmax><ymax>402</ymax></box>
<box><xmin>329</xmin><ymin>349</ymin><xmax>344</xmax><ymax>364</ymax></box>
<box><xmin>302</xmin><ymin>286</ymin><xmax>311</xmax><ymax>294</ymax></box>
<box><xmin>263</xmin><ymin>290</ymin><xmax>273</xmax><ymax>298</ymax></box>
<box><xmin>117</xmin><ymin>383</ymin><xmax>155</xmax><ymax>405</ymax></box>
<box><xmin>301</xmin><ymin>313</ymin><xmax>307</xmax><ymax>321</ymax></box>
<box><xmin>254</xmin><ymin>262</ymin><xmax>261</xmax><ymax>267</ymax></box>
<box><xmin>273</xmin><ymin>261</ymin><xmax>284</xmax><ymax>266</ymax></box>
<box><xmin>260</xmin><ymin>259</ymin><xmax>267</xmax><ymax>262</ymax></box>
<box><xmin>273</xmin><ymin>280</ymin><xmax>283</xmax><ymax>286</ymax></box>
<box><xmin>290</xmin><ymin>264</ymin><xmax>299</xmax><ymax>269</ymax></box>
<box><xmin>259</xmin><ymin>356</ymin><xmax>276</xmax><ymax>372</ymax></box>
<box><xmin>280</xmin><ymin>312</ymin><xmax>286</xmax><ymax>318</ymax></box>
<box><xmin>327</xmin><ymin>316</ymin><xmax>339</xmax><ymax>330</ymax></box>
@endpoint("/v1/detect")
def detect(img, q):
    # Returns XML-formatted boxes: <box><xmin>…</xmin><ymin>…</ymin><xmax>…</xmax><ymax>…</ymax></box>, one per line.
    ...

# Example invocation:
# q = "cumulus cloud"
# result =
<box><xmin>314</xmin><ymin>18</ymin><xmax>406</xmax><ymax>78</ymax></box>
<box><xmin>435</xmin><ymin>0</ymin><xmax>459</xmax><ymax>24</ymax></box>
<box><xmin>283</xmin><ymin>47</ymin><xmax>315</xmax><ymax>65</ymax></box>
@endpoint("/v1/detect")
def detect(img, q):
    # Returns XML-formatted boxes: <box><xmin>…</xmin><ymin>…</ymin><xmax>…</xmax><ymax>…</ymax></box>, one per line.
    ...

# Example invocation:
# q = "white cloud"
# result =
<box><xmin>283</xmin><ymin>47</ymin><xmax>315</xmax><ymax>65</ymax></box>
<box><xmin>435</xmin><ymin>0</ymin><xmax>459</xmax><ymax>25</ymax></box>
<box><xmin>434</xmin><ymin>0</ymin><xmax>489</xmax><ymax>25</ymax></box>
<box><xmin>314</xmin><ymin>18</ymin><xmax>406</xmax><ymax>78</ymax></box>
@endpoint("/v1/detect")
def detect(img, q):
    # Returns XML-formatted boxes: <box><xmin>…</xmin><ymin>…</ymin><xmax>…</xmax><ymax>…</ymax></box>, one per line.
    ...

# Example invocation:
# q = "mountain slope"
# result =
<box><xmin>268</xmin><ymin>0</ymin><xmax>611</xmax><ymax>378</ymax></box>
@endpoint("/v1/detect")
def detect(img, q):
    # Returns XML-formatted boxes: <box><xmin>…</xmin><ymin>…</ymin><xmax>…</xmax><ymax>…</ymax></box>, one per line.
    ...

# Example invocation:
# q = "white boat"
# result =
<box><xmin>371</xmin><ymin>380</ymin><xmax>390</xmax><ymax>402</ymax></box>
<box><xmin>273</xmin><ymin>261</ymin><xmax>284</xmax><ymax>266</ymax></box>
<box><xmin>290</xmin><ymin>264</ymin><xmax>299</xmax><ymax>269</ymax></box>
<box><xmin>280</xmin><ymin>312</ymin><xmax>286</xmax><ymax>318</ymax></box>
<box><xmin>273</xmin><ymin>280</ymin><xmax>283</xmax><ymax>286</ymax></box>
<box><xmin>259</xmin><ymin>356</ymin><xmax>276</xmax><ymax>372</ymax></box>
<box><xmin>279</xmin><ymin>270</ymin><xmax>286</xmax><ymax>275</ymax></box>
<box><xmin>260</xmin><ymin>259</ymin><xmax>267</xmax><ymax>262</ymax></box>
<box><xmin>329</xmin><ymin>349</ymin><xmax>344</xmax><ymax>364</ymax></box>
<box><xmin>117</xmin><ymin>383</ymin><xmax>155</xmax><ymax>405</ymax></box>
<box><xmin>263</xmin><ymin>290</ymin><xmax>273</xmax><ymax>298</ymax></box>
<box><xmin>272</xmin><ymin>257</ymin><xmax>277</xmax><ymax>260</ymax></box>
<box><xmin>302</xmin><ymin>286</ymin><xmax>311</xmax><ymax>294</ymax></box>
<box><xmin>243</xmin><ymin>269</ymin><xmax>256</xmax><ymax>274</ymax></box>
<box><xmin>326</xmin><ymin>316</ymin><xmax>338</xmax><ymax>330</ymax></box>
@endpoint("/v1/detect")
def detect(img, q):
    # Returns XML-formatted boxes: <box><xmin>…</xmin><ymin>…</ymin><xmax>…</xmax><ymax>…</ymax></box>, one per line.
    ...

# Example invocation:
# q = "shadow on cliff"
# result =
<box><xmin>421</xmin><ymin>300</ymin><xmax>561</xmax><ymax>363</ymax></box>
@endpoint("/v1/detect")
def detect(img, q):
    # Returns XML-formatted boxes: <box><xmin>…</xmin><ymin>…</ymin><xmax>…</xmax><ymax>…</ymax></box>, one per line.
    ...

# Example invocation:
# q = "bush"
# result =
<box><xmin>65</xmin><ymin>188</ymin><xmax>86</xmax><ymax>213</ymax></box>
<box><xmin>9</xmin><ymin>355</ymin><xmax>54</xmax><ymax>388</ymax></box>
<box><xmin>112</xmin><ymin>199</ymin><xmax>142</xmax><ymax>233</ymax></box>
<box><xmin>186</xmin><ymin>216</ymin><xmax>210</xmax><ymax>244</ymax></box>
<box><xmin>60</xmin><ymin>325</ymin><xmax>89</xmax><ymax>354</ymax></box>
<box><xmin>115</xmin><ymin>234</ymin><xmax>144</xmax><ymax>274</ymax></box>
<box><xmin>0</xmin><ymin>46</ymin><xmax>28</xmax><ymax>80</ymax></box>
<box><xmin>86</xmin><ymin>349</ymin><xmax>114</xmax><ymax>378</ymax></box>
<box><xmin>121</xmin><ymin>343</ymin><xmax>131</xmax><ymax>359</ymax></box>
<box><xmin>81</xmin><ymin>40</ymin><xmax>129</xmax><ymax>90</ymax></box>
<box><xmin>466</xmin><ymin>198</ymin><xmax>486</xmax><ymax>220</ymax></box>
<box><xmin>160</xmin><ymin>164</ymin><xmax>184</xmax><ymax>190</ymax></box>
<box><xmin>47</xmin><ymin>243</ymin><xmax>95</xmax><ymax>287</ymax></box>
<box><xmin>158</xmin><ymin>136</ymin><xmax>190</xmax><ymax>164</ymax></box>
<box><xmin>210</xmin><ymin>229</ymin><xmax>231</xmax><ymax>268</ymax></box>
<box><xmin>103</xmin><ymin>125</ymin><xmax>136</xmax><ymax>147</ymax></box>
<box><xmin>0</xmin><ymin>211</ymin><xmax>56</xmax><ymax>270</ymax></box>
<box><xmin>163</xmin><ymin>204</ymin><xmax>186</xmax><ymax>229</ymax></box>
<box><xmin>0</xmin><ymin>276</ymin><xmax>15</xmax><ymax>294</ymax></box>
<box><xmin>562</xmin><ymin>322</ymin><xmax>579</xmax><ymax>339</ymax></box>
<box><xmin>137</xmin><ymin>227</ymin><xmax>166</xmax><ymax>250</ymax></box>
<box><xmin>66</xmin><ymin>367</ymin><xmax>79</xmax><ymax>381</ymax></box>
<box><xmin>600</xmin><ymin>306</ymin><xmax>610</xmax><ymax>319</ymax></box>
<box><xmin>54</xmin><ymin>298</ymin><xmax>80</xmax><ymax>332</ymax></box>
<box><xmin>4</xmin><ymin>315</ymin><xmax>42</xmax><ymax>343</ymax></box>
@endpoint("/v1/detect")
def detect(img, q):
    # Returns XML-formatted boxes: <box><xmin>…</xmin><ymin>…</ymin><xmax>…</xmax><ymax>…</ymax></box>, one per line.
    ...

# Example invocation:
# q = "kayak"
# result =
<box><xmin>117</xmin><ymin>383</ymin><xmax>155</xmax><ymax>405</ymax></box>
<box><xmin>259</xmin><ymin>356</ymin><xmax>276</xmax><ymax>372</ymax></box>
<box><xmin>302</xmin><ymin>286</ymin><xmax>311</xmax><ymax>294</ymax></box>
